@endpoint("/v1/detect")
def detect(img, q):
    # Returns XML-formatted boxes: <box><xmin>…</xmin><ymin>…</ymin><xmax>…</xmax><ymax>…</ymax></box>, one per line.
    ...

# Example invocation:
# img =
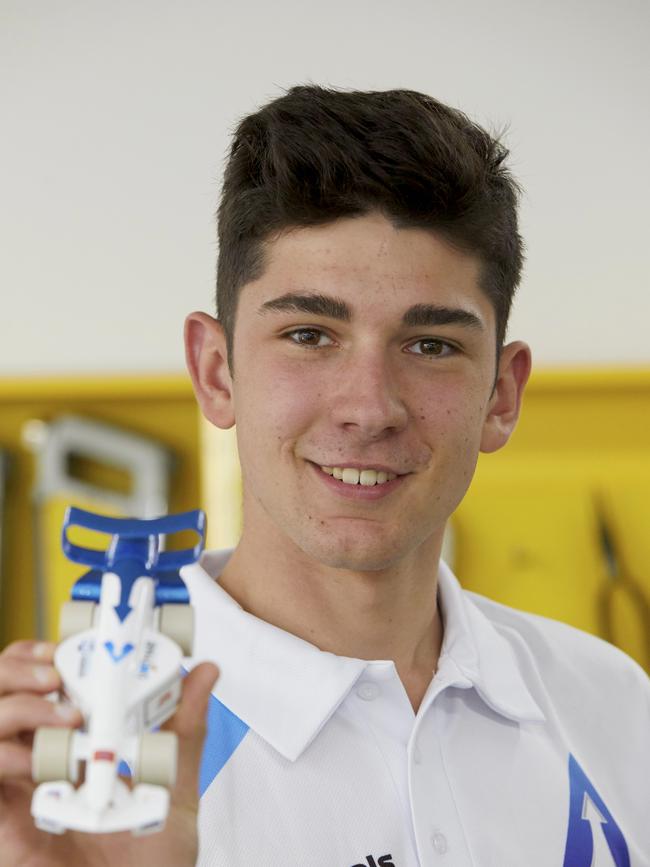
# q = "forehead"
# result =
<box><xmin>239</xmin><ymin>213</ymin><xmax>494</xmax><ymax>331</ymax></box>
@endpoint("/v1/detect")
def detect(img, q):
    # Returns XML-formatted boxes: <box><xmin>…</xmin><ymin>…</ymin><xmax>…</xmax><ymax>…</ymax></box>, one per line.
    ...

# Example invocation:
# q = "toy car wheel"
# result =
<box><xmin>158</xmin><ymin>604</ymin><xmax>194</xmax><ymax>656</ymax></box>
<box><xmin>59</xmin><ymin>600</ymin><xmax>96</xmax><ymax>641</ymax></box>
<box><xmin>134</xmin><ymin>731</ymin><xmax>178</xmax><ymax>787</ymax></box>
<box><xmin>32</xmin><ymin>726</ymin><xmax>75</xmax><ymax>783</ymax></box>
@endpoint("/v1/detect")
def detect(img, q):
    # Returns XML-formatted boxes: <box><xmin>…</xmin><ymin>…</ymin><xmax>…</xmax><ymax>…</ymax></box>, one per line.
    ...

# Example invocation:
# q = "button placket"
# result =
<box><xmin>349</xmin><ymin>666</ymin><xmax>422</xmax><ymax>864</ymax></box>
<box><xmin>408</xmin><ymin>705</ymin><xmax>474</xmax><ymax>866</ymax></box>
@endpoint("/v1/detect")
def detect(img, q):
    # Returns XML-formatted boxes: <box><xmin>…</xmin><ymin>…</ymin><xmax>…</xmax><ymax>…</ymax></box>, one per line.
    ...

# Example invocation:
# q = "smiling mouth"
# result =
<box><xmin>317</xmin><ymin>465</ymin><xmax>399</xmax><ymax>487</ymax></box>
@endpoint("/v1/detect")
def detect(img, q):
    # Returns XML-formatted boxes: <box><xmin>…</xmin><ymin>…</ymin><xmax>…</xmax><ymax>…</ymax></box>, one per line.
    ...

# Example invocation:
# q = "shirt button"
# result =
<box><xmin>431</xmin><ymin>832</ymin><xmax>448</xmax><ymax>854</ymax></box>
<box><xmin>356</xmin><ymin>682</ymin><xmax>380</xmax><ymax>701</ymax></box>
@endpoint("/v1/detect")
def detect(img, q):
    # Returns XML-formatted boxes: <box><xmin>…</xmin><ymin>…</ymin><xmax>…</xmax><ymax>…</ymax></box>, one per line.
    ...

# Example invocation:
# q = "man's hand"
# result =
<box><xmin>0</xmin><ymin>639</ymin><xmax>218</xmax><ymax>867</ymax></box>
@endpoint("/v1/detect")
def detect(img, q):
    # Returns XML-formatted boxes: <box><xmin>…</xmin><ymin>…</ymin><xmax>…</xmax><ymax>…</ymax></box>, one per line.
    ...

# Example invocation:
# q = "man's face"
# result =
<box><xmin>215</xmin><ymin>212</ymin><xmax>515</xmax><ymax>572</ymax></box>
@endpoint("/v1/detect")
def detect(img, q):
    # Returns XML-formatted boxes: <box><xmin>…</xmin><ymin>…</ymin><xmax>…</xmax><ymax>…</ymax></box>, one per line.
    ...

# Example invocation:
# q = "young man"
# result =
<box><xmin>0</xmin><ymin>86</ymin><xmax>647</xmax><ymax>866</ymax></box>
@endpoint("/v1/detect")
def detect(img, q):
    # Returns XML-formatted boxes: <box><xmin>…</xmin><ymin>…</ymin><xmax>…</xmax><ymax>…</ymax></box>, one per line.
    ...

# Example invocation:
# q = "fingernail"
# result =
<box><xmin>33</xmin><ymin>642</ymin><xmax>54</xmax><ymax>659</ymax></box>
<box><xmin>54</xmin><ymin>703</ymin><xmax>79</xmax><ymax>721</ymax></box>
<box><xmin>33</xmin><ymin>665</ymin><xmax>57</xmax><ymax>686</ymax></box>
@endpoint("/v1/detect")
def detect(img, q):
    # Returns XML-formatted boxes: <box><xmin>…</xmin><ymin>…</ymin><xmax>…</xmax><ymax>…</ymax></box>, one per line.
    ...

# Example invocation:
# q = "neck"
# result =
<box><xmin>216</xmin><ymin>520</ymin><xmax>444</xmax><ymax>713</ymax></box>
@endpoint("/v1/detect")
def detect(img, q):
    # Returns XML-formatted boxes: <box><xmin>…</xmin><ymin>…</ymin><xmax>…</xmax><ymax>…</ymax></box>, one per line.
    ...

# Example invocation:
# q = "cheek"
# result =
<box><xmin>415</xmin><ymin>398</ymin><xmax>485</xmax><ymax>514</ymax></box>
<box><xmin>416</xmin><ymin>387</ymin><xmax>486</xmax><ymax>458</ymax></box>
<box><xmin>235</xmin><ymin>362</ymin><xmax>318</xmax><ymax>449</ymax></box>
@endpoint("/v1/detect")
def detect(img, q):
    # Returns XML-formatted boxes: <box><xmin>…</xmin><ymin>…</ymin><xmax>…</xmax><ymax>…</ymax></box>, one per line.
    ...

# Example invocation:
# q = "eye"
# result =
<box><xmin>284</xmin><ymin>328</ymin><xmax>334</xmax><ymax>348</ymax></box>
<box><xmin>405</xmin><ymin>338</ymin><xmax>457</xmax><ymax>358</ymax></box>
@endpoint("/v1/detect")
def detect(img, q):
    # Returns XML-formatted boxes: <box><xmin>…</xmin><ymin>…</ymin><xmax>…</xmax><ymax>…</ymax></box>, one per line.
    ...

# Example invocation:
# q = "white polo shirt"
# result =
<box><xmin>182</xmin><ymin>551</ymin><xmax>650</xmax><ymax>867</ymax></box>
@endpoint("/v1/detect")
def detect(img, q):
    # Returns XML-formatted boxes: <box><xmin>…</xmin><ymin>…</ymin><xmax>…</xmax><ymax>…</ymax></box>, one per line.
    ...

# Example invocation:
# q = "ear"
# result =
<box><xmin>184</xmin><ymin>312</ymin><xmax>235</xmax><ymax>429</ymax></box>
<box><xmin>479</xmin><ymin>340</ymin><xmax>532</xmax><ymax>454</ymax></box>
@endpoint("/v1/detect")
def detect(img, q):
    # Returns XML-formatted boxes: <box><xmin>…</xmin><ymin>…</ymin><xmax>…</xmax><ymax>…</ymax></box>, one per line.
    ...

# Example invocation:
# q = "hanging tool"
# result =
<box><xmin>23</xmin><ymin>415</ymin><xmax>173</xmax><ymax>640</ymax></box>
<box><xmin>596</xmin><ymin>495</ymin><xmax>650</xmax><ymax>670</ymax></box>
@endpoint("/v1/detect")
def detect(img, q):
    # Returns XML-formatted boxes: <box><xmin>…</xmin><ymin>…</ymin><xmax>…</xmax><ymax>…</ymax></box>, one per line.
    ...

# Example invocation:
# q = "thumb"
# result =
<box><xmin>163</xmin><ymin>661</ymin><xmax>219</xmax><ymax>807</ymax></box>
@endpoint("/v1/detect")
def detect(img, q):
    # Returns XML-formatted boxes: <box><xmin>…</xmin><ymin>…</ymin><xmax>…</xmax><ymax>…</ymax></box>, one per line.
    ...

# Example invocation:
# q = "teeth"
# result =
<box><xmin>321</xmin><ymin>466</ymin><xmax>397</xmax><ymax>486</ymax></box>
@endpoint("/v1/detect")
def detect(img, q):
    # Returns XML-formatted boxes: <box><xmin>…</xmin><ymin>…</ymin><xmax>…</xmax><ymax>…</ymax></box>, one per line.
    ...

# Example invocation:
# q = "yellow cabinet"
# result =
<box><xmin>452</xmin><ymin>368</ymin><xmax>650</xmax><ymax>671</ymax></box>
<box><xmin>1</xmin><ymin>368</ymin><xmax>648</xmax><ymax>674</ymax></box>
<box><xmin>0</xmin><ymin>376</ymin><xmax>202</xmax><ymax>643</ymax></box>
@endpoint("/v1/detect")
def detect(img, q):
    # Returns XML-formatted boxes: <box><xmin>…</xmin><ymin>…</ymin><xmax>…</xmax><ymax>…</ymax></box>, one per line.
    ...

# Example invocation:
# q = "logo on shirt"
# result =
<box><xmin>562</xmin><ymin>754</ymin><xmax>630</xmax><ymax>867</ymax></box>
<box><xmin>350</xmin><ymin>856</ymin><xmax>395</xmax><ymax>867</ymax></box>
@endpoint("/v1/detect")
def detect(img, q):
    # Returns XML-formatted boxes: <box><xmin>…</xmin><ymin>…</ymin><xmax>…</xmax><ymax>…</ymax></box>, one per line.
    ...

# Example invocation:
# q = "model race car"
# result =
<box><xmin>31</xmin><ymin>505</ymin><xmax>206</xmax><ymax>835</ymax></box>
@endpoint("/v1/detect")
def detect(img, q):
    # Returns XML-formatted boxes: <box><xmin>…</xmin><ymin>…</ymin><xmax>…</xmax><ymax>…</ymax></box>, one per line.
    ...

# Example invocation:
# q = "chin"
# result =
<box><xmin>297</xmin><ymin>531</ymin><xmax>410</xmax><ymax>573</ymax></box>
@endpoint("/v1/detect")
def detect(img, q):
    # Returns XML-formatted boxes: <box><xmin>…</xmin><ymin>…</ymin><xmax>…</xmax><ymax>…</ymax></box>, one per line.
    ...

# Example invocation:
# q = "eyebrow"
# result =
<box><xmin>258</xmin><ymin>292</ymin><xmax>485</xmax><ymax>331</ymax></box>
<box><xmin>259</xmin><ymin>292</ymin><xmax>351</xmax><ymax>321</ymax></box>
<box><xmin>402</xmin><ymin>303</ymin><xmax>484</xmax><ymax>331</ymax></box>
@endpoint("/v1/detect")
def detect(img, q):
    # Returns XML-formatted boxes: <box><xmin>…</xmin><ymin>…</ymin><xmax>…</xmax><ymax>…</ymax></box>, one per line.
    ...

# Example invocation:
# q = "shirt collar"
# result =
<box><xmin>434</xmin><ymin>559</ymin><xmax>546</xmax><ymax>725</ymax></box>
<box><xmin>182</xmin><ymin>551</ymin><xmax>544</xmax><ymax>762</ymax></box>
<box><xmin>183</xmin><ymin>550</ymin><xmax>367</xmax><ymax>762</ymax></box>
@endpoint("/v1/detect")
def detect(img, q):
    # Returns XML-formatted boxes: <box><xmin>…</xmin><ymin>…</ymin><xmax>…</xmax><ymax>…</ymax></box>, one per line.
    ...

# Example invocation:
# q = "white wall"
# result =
<box><xmin>2</xmin><ymin>0</ymin><xmax>648</xmax><ymax>374</ymax></box>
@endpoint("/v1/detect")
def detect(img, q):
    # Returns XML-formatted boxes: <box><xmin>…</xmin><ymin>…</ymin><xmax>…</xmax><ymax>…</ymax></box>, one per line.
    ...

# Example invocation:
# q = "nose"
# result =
<box><xmin>329</xmin><ymin>347</ymin><xmax>409</xmax><ymax>440</ymax></box>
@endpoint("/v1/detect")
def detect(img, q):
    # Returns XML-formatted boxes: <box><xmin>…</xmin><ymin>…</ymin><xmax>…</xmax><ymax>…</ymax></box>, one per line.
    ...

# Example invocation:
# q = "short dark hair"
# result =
<box><xmin>216</xmin><ymin>85</ymin><xmax>524</xmax><ymax>369</ymax></box>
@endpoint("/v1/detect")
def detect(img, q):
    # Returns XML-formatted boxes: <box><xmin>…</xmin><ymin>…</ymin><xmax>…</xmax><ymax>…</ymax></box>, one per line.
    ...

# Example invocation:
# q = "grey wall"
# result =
<box><xmin>2</xmin><ymin>0</ymin><xmax>648</xmax><ymax>373</ymax></box>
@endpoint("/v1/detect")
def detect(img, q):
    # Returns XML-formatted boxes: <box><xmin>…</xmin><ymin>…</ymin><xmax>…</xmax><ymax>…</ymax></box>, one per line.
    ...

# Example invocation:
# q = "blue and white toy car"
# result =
<box><xmin>31</xmin><ymin>506</ymin><xmax>206</xmax><ymax>836</ymax></box>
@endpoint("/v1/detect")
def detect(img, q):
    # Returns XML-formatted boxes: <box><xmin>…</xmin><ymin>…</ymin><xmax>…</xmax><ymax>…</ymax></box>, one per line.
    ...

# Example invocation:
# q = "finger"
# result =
<box><xmin>162</xmin><ymin>662</ymin><xmax>219</xmax><ymax>807</ymax></box>
<box><xmin>0</xmin><ymin>740</ymin><xmax>32</xmax><ymax>780</ymax></box>
<box><xmin>0</xmin><ymin>658</ymin><xmax>61</xmax><ymax>698</ymax></box>
<box><xmin>0</xmin><ymin>693</ymin><xmax>82</xmax><ymax>741</ymax></box>
<box><xmin>165</xmin><ymin>663</ymin><xmax>219</xmax><ymax>739</ymax></box>
<box><xmin>1</xmin><ymin>641</ymin><xmax>57</xmax><ymax>664</ymax></box>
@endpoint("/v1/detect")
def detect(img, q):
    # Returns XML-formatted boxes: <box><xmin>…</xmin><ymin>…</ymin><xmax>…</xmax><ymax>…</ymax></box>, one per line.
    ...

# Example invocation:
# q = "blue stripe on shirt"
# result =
<box><xmin>199</xmin><ymin>692</ymin><xmax>249</xmax><ymax>797</ymax></box>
